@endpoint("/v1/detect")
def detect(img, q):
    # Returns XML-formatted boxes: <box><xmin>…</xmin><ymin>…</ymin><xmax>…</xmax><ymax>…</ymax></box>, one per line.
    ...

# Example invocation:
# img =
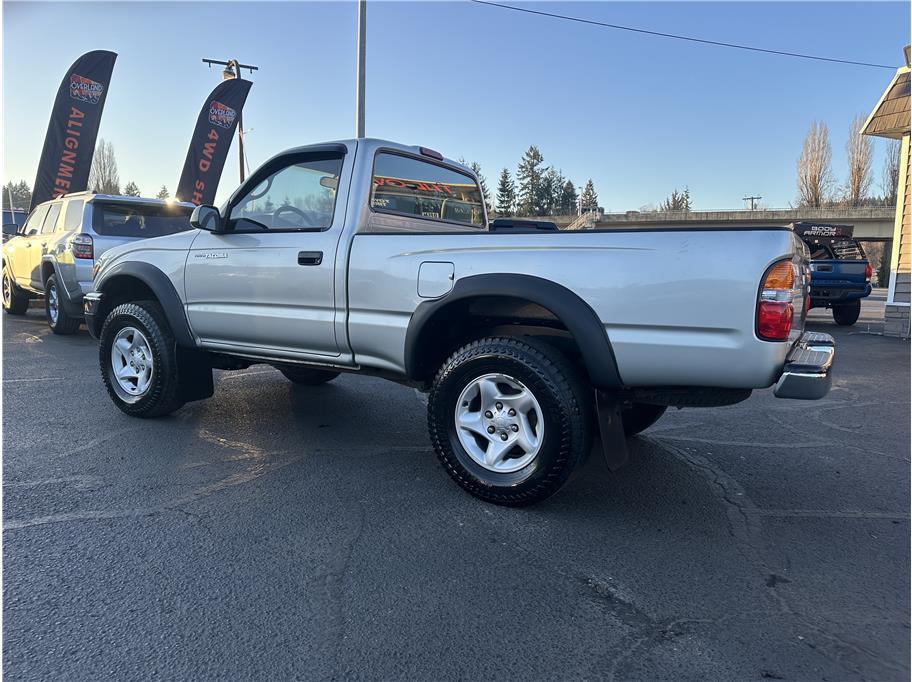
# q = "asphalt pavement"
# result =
<box><xmin>3</xmin><ymin>298</ymin><xmax>909</xmax><ymax>680</ymax></box>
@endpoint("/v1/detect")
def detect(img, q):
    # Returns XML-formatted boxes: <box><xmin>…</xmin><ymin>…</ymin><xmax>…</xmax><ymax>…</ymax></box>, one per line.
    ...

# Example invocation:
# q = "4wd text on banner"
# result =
<box><xmin>30</xmin><ymin>50</ymin><xmax>118</xmax><ymax>210</ymax></box>
<box><xmin>176</xmin><ymin>79</ymin><xmax>252</xmax><ymax>205</ymax></box>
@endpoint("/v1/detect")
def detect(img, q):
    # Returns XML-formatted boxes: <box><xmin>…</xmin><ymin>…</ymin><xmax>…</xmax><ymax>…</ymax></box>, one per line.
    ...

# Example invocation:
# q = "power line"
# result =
<box><xmin>470</xmin><ymin>0</ymin><xmax>896</xmax><ymax>70</ymax></box>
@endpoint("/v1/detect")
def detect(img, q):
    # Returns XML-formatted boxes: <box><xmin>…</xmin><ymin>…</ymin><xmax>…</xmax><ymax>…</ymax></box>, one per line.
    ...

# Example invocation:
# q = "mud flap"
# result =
<box><xmin>595</xmin><ymin>391</ymin><xmax>628</xmax><ymax>471</ymax></box>
<box><xmin>177</xmin><ymin>348</ymin><xmax>214</xmax><ymax>403</ymax></box>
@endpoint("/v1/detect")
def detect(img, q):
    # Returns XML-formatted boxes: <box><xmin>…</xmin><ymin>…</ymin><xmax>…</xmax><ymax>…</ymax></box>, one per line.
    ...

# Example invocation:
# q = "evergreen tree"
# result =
<box><xmin>560</xmin><ymin>180</ymin><xmax>578</xmax><ymax>215</ymax></box>
<box><xmin>543</xmin><ymin>168</ymin><xmax>564</xmax><ymax>215</ymax></box>
<box><xmin>123</xmin><ymin>181</ymin><xmax>141</xmax><ymax>197</ymax></box>
<box><xmin>496</xmin><ymin>168</ymin><xmax>516</xmax><ymax>216</ymax></box>
<box><xmin>660</xmin><ymin>187</ymin><xmax>692</xmax><ymax>211</ymax></box>
<box><xmin>516</xmin><ymin>145</ymin><xmax>546</xmax><ymax>216</ymax></box>
<box><xmin>156</xmin><ymin>185</ymin><xmax>170</xmax><ymax>200</ymax></box>
<box><xmin>580</xmin><ymin>179</ymin><xmax>598</xmax><ymax>211</ymax></box>
<box><xmin>3</xmin><ymin>180</ymin><xmax>32</xmax><ymax>210</ymax></box>
<box><xmin>469</xmin><ymin>162</ymin><xmax>491</xmax><ymax>209</ymax></box>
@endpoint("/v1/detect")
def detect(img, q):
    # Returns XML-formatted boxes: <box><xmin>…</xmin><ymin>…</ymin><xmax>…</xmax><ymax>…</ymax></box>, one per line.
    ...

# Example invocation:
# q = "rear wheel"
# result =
<box><xmin>278</xmin><ymin>366</ymin><xmax>340</xmax><ymax>385</ymax></box>
<box><xmin>832</xmin><ymin>300</ymin><xmax>861</xmax><ymax>326</ymax></box>
<box><xmin>99</xmin><ymin>300</ymin><xmax>185</xmax><ymax>418</ymax></box>
<box><xmin>428</xmin><ymin>336</ymin><xmax>592</xmax><ymax>506</ymax></box>
<box><xmin>622</xmin><ymin>403</ymin><xmax>667</xmax><ymax>436</ymax></box>
<box><xmin>2</xmin><ymin>267</ymin><xmax>29</xmax><ymax>315</ymax></box>
<box><xmin>45</xmin><ymin>274</ymin><xmax>81</xmax><ymax>335</ymax></box>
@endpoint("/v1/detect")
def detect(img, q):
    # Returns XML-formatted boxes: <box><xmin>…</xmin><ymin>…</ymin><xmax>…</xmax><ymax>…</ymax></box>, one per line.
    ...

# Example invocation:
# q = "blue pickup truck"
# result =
<box><xmin>793</xmin><ymin>222</ymin><xmax>872</xmax><ymax>326</ymax></box>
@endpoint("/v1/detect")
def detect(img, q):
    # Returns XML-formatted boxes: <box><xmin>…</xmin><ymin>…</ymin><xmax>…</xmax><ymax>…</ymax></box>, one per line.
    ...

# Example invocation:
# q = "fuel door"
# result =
<box><xmin>418</xmin><ymin>261</ymin><xmax>455</xmax><ymax>299</ymax></box>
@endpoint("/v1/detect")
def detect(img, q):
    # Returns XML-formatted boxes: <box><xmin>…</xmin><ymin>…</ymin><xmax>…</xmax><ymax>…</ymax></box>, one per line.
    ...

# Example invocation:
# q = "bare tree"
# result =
<box><xmin>88</xmin><ymin>139</ymin><xmax>121</xmax><ymax>194</ymax></box>
<box><xmin>881</xmin><ymin>139</ymin><xmax>901</xmax><ymax>205</ymax></box>
<box><xmin>797</xmin><ymin>121</ymin><xmax>833</xmax><ymax>208</ymax></box>
<box><xmin>844</xmin><ymin>114</ymin><xmax>873</xmax><ymax>207</ymax></box>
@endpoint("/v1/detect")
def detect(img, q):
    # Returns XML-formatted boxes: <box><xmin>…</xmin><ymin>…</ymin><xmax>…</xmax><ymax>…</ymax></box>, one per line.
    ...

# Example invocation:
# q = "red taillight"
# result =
<box><xmin>758</xmin><ymin>301</ymin><xmax>794</xmax><ymax>340</ymax></box>
<box><xmin>757</xmin><ymin>259</ymin><xmax>797</xmax><ymax>341</ymax></box>
<box><xmin>865</xmin><ymin>263</ymin><xmax>872</xmax><ymax>281</ymax></box>
<box><xmin>72</xmin><ymin>234</ymin><xmax>93</xmax><ymax>259</ymax></box>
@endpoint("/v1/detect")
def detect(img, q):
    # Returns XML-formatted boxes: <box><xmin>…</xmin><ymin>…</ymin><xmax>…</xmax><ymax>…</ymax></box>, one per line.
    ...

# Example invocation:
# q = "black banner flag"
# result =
<box><xmin>176</xmin><ymin>79</ymin><xmax>252</xmax><ymax>205</ymax></box>
<box><xmin>31</xmin><ymin>50</ymin><xmax>117</xmax><ymax>210</ymax></box>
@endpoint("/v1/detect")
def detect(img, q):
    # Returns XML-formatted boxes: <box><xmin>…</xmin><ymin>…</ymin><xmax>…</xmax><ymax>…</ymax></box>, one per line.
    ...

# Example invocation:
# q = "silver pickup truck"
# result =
<box><xmin>85</xmin><ymin>138</ymin><xmax>835</xmax><ymax>505</ymax></box>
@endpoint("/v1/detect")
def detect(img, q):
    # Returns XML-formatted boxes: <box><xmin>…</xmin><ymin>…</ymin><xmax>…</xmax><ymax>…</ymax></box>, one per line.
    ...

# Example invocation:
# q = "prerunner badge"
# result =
<box><xmin>208</xmin><ymin>100</ymin><xmax>237</xmax><ymax>129</ymax></box>
<box><xmin>69</xmin><ymin>74</ymin><xmax>105</xmax><ymax>104</ymax></box>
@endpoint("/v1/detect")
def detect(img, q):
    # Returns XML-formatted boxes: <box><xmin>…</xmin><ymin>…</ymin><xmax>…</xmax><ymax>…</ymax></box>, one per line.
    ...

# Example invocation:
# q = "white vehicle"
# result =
<box><xmin>85</xmin><ymin>139</ymin><xmax>834</xmax><ymax>505</ymax></box>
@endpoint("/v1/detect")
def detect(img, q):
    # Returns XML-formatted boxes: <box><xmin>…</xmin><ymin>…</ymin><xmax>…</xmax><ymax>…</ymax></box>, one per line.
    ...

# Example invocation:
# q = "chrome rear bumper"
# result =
<box><xmin>773</xmin><ymin>331</ymin><xmax>835</xmax><ymax>400</ymax></box>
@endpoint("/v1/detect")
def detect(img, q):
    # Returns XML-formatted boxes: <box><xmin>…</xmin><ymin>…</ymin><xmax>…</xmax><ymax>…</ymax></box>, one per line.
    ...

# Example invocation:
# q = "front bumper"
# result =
<box><xmin>84</xmin><ymin>292</ymin><xmax>103</xmax><ymax>340</ymax></box>
<box><xmin>773</xmin><ymin>331</ymin><xmax>835</xmax><ymax>400</ymax></box>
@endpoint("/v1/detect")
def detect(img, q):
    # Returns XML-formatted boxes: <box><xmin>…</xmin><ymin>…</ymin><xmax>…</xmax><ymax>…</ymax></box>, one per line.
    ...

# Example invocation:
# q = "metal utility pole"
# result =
<box><xmin>742</xmin><ymin>195</ymin><xmax>762</xmax><ymax>211</ymax></box>
<box><xmin>202</xmin><ymin>58</ymin><xmax>259</xmax><ymax>183</ymax></box>
<box><xmin>356</xmin><ymin>0</ymin><xmax>366</xmax><ymax>137</ymax></box>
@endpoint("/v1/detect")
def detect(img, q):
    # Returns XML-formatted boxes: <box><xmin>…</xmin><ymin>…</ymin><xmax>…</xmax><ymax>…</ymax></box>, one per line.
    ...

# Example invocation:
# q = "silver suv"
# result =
<box><xmin>2</xmin><ymin>193</ymin><xmax>193</xmax><ymax>333</ymax></box>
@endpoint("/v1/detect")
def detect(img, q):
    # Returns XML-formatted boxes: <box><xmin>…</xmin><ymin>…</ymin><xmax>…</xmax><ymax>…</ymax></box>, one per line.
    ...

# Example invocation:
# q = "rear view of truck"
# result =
<box><xmin>792</xmin><ymin>222</ymin><xmax>872</xmax><ymax>325</ymax></box>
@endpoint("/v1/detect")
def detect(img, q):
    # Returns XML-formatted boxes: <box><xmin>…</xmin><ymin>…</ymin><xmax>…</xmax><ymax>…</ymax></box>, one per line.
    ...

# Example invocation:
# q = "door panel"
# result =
<box><xmin>9</xmin><ymin>205</ymin><xmax>48</xmax><ymax>287</ymax></box>
<box><xmin>184</xmin><ymin>230</ymin><xmax>340</xmax><ymax>356</ymax></box>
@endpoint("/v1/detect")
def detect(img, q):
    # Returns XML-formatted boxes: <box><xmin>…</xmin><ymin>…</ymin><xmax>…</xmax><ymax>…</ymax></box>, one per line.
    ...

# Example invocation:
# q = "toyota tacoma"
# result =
<box><xmin>85</xmin><ymin>139</ymin><xmax>835</xmax><ymax>505</ymax></box>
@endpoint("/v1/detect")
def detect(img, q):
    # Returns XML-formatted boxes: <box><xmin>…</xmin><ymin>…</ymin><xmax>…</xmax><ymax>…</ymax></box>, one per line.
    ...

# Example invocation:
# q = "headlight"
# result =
<box><xmin>92</xmin><ymin>258</ymin><xmax>105</xmax><ymax>280</ymax></box>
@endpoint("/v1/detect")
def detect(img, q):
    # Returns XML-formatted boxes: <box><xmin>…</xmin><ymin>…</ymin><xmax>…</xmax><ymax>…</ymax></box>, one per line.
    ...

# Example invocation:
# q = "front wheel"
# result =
<box><xmin>45</xmin><ymin>274</ymin><xmax>81</xmax><ymax>335</ymax></box>
<box><xmin>428</xmin><ymin>337</ymin><xmax>592</xmax><ymax>506</ymax></box>
<box><xmin>2</xmin><ymin>267</ymin><xmax>29</xmax><ymax>315</ymax></box>
<box><xmin>99</xmin><ymin>301</ymin><xmax>185</xmax><ymax>418</ymax></box>
<box><xmin>832</xmin><ymin>300</ymin><xmax>861</xmax><ymax>326</ymax></box>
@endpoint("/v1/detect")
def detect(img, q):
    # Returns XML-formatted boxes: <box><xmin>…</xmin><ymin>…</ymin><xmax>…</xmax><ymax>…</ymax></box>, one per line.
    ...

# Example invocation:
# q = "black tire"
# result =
<box><xmin>622</xmin><ymin>403</ymin><xmax>667</xmax><ymax>437</ymax></box>
<box><xmin>2</xmin><ymin>266</ymin><xmax>29</xmax><ymax>315</ymax></box>
<box><xmin>99</xmin><ymin>300</ymin><xmax>185</xmax><ymax>418</ymax></box>
<box><xmin>278</xmin><ymin>366</ymin><xmax>340</xmax><ymax>385</ymax></box>
<box><xmin>832</xmin><ymin>300</ymin><xmax>861</xmax><ymax>326</ymax></box>
<box><xmin>428</xmin><ymin>336</ymin><xmax>592</xmax><ymax>506</ymax></box>
<box><xmin>44</xmin><ymin>274</ymin><xmax>81</xmax><ymax>335</ymax></box>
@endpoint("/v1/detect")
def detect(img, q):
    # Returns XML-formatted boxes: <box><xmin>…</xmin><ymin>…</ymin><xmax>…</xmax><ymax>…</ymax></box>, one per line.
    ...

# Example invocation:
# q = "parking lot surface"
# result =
<box><xmin>3</xmin><ymin>297</ymin><xmax>909</xmax><ymax>680</ymax></box>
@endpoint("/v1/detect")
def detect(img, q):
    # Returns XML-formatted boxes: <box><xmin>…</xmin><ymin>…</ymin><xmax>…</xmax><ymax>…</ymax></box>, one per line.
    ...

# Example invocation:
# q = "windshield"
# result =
<box><xmin>91</xmin><ymin>202</ymin><xmax>192</xmax><ymax>238</ymax></box>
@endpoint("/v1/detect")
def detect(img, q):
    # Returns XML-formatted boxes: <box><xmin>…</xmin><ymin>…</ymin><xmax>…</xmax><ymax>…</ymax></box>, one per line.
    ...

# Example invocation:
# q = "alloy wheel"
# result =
<box><xmin>454</xmin><ymin>373</ymin><xmax>544</xmax><ymax>473</ymax></box>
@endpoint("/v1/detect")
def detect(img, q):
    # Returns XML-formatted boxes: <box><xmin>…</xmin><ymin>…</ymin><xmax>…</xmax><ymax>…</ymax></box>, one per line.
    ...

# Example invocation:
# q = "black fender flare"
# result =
<box><xmin>95</xmin><ymin>261</ymin><xmax>196</xmax><ymax>348</ymax></box>
<box><xmin>404</xmin><ymin>273</ymin><xmax>623</xmax><ymax>389</ymax></box>
<box><xmin>39</xmin><ymin>257</ymin><xmax>83</xmax><ymax>316</ymax></box>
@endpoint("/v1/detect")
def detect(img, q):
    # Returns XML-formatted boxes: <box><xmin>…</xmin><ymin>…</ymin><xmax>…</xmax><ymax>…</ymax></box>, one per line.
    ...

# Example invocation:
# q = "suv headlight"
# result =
<box><xmin>92</xmin><ymin>257</ymin><xmax>106</xmax><ymax>280</ymax></box>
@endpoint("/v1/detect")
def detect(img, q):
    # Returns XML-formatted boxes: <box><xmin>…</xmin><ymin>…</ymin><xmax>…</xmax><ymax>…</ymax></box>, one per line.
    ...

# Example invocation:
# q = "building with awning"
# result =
<box><xmin>862</xmin><ymin>45</ymin><xmax>911</xmax><ymax>338</ymax></box>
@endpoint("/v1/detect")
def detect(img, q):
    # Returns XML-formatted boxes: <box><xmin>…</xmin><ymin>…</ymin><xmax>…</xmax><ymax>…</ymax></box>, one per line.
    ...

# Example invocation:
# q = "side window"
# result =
<box><xmin>41</xmin><ymin>203</ymin><xmax>62</xmax><ymax>234</ymax></box>
<box><xmin>23</xmin><ymin>205</ymin><xmax>50</xmax><ymax>236</ymax></box>
<box><xmin>63</xmin><ymin>200</ymin><xmax>84</xmax><ymax>232</ymax></box>
<box><xmin>371</xmin><ymin>153</ymin><xmax>485</xmax><ymax>227</ymax></box>
<box><xmin>228</xmin><ymin>154</ymin><xmax>344</xmax><ymax>232</ymax></box>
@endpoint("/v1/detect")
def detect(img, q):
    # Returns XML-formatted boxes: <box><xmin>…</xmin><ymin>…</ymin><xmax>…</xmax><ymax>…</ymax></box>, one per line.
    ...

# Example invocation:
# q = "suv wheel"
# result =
<box><xmin>45</xmin><ymin>274</ymin><xmax>81</xmax><ymax>334</ymax></box>
<box><xmin>428</xmin><ymin>337</ymin><xmax>592</xmax><ymax>506</ymax></box>
<box><xmin>278</xmin><ymin>366</ymin><xmax>340</xmax><ymax>385</ymax></box>
<box><xmin>622</xmin><ymin>403</ymin><xmax>667</xmax><ymax>436</ymax></box>
<box><xmin>832</xmin><ymin>300</ymin><xmax>861</xmax><ymax>326</ymax></box>
<box><xmin>99</xmin><ymin>300</ymin><xmax>185</xmax><ymax>418</ymax></box>
<box><xmin>2</xmin><ymin>267</ymin><xmax>29</xmax><ymax>315</ymax></box>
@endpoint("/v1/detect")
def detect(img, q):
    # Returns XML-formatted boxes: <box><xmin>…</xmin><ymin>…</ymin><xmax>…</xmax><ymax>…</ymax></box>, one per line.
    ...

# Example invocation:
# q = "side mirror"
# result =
<box><xmin>190</xmin><ymin>204</ymin><xmax>223</xmax><ymax>232</ymax></box>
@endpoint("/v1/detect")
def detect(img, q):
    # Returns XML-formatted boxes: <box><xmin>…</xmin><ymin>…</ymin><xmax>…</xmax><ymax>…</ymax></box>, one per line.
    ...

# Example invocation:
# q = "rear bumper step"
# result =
<box><xmin>774</xmin><ymin>331</ymin><xmax>835</xmax><ymax>400</ymax></box>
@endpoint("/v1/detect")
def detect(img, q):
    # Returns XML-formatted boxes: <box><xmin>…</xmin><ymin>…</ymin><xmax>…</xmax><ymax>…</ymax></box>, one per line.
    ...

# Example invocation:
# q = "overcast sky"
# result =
<box><xmin>3</xmin><ymin>1</ymin><xmax>909</xmax><ymax>208</ymax></box>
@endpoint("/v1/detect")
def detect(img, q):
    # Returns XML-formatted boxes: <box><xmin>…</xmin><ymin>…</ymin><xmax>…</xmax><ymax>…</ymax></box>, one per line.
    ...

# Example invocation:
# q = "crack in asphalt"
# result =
<box><xmin>652</xmin><ymin>437</ymin><xmax>909</xmax><ymax>679</ymax></box>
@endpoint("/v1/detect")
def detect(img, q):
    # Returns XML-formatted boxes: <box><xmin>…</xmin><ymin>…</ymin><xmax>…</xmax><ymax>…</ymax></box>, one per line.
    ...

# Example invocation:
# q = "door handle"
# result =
<box><xmin>298</xmin><ymin>251</ymin><xmax>323</xmax><ymax>266</ymax></box>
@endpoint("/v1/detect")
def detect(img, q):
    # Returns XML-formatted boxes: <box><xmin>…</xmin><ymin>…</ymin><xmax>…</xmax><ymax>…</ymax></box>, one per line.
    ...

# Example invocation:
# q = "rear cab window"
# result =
<box><xmin>91</xmin><ymin>202</ymin><xmax>192</xmax><ymax>238</ymax></box>
<box><xmin>370</xmin><ymin>152</ymin><xmax>485</xmax><ymax>227</ymax></box>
